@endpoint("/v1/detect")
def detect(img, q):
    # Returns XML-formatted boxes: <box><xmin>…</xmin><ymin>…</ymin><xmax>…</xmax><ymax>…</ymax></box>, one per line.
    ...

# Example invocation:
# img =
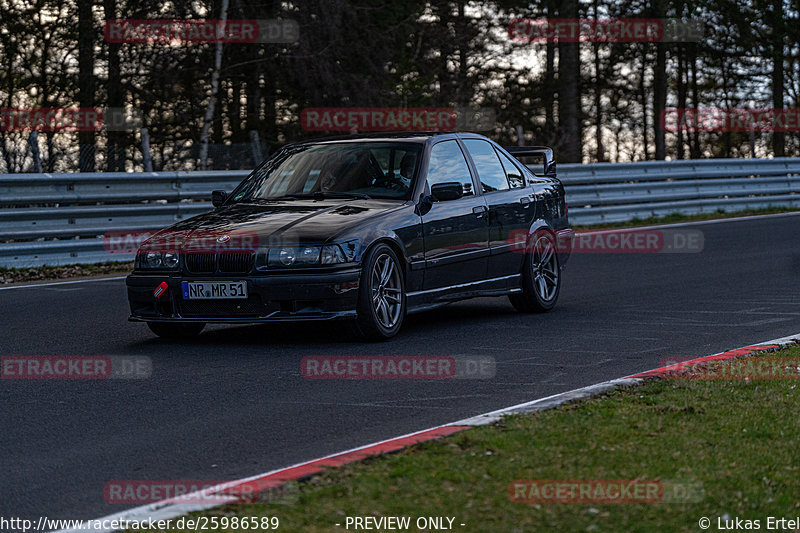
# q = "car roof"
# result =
<box><xmin>285</xmin><ymin>131</ymin><xmax>491</xmax><ymax>147</ymax></box>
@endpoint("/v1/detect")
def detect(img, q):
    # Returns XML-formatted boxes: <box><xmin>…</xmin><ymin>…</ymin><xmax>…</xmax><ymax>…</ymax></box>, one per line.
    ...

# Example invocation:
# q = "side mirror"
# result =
<box><xmin>211</xmin><ymin>190</ymin><xmax>228</xmax><ymax>207</ymax></box>
<box><xmin>430</xmin><ymin>182</ymin><xmax>464</xmax><ymax>202</ymax></box>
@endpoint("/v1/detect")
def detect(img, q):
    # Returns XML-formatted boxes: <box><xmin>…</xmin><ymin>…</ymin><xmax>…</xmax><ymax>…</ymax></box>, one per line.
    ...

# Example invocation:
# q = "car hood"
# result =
<box><xmin>147</xmin><ymin>199</ymin><xmax>404</xmax><ymax>250</ymax></box>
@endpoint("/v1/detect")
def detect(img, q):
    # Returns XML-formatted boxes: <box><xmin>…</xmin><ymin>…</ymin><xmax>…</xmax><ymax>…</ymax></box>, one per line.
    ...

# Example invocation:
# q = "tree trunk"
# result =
<box><xmin>653</xmin><ymin>42</ymin><xmax>667</xmax><ymax>160</ymax></box>
<box><xmin>771</xmin><ymin>0</ymin><xmax>785</xmax><ymax>157</ymax></box>
<box><xmin>246</xmin><ymin>75</ymin><xmax>262</xmax><ymax>135</ymax></box>
<box><xmin>199</xmin><ymin>0</ymin><xmax>230</xmax><ymax>170</ymax></box>
<box><xmin>721</xmin><ymin>64</ymin><xmax>732</xmax><ymax>158</ymax></box>
<box><xmin>689</xmin><ymin>45</ymin><xmax>701</xmax><ymax>158</ymax></box>
<box><xmin>676</xmin><ymin>47</ymin><xmax>686</xmax><ymax>159</ymax></box>
<box><xmin>651</xmin><ymin>0</ymin><xmax>667</xmax><ymax>160</ymax></box>
<box><xmin>78</xmin><ymin>0</ymin><xmax>95</xmax><ymax>172</ymax></box>
<box><xmin>455</xmin><ymin>1</ymin><xmax>470</xmax><ymax>108</ymax></box>
<box><xmin>435</xmin><ymin>3</ymin><xmax>454</xmax><ymax>104</ymax></box>
<box><xmin>230</xmin><ymin>78</ymin><xmax>242</xmax><ymax>142</ymax></box>
<box><xmin>104</xmin><ymin>0</ymin><xmax>124</xmax><ymax>171</ymax></box>
<box><xmin>557</xmin><ymin>0</ymin><xmax>582</xmax><ymax>163</ymax></box>
<box><xmin>592</xmin><ymin>0</ymin><xmax>604</xmax><ymax>162</ymax></box>
<box><xmin>544</xmin><ymin>0</ymin><xmax>556</xmax><ymax>141</ymax></box>
<box><xmin>639</xmin><ymin>47</ymin><xmax>649</xmax><ymax>160</ymax></box>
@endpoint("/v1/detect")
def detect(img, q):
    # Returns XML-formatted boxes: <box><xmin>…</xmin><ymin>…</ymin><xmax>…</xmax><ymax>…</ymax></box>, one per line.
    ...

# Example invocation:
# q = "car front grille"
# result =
<box><xmin>184</xmin><ymin>252</ymin><xmax>254</xmax><ymax>274</ymax></box>
<box><xmin>185</xmin><ymin>253</ymin><xmax>215</xmax><ymax>274</ymax></box>
<box><xmin>218</xmin><ymin>253</ymin><xmax>253</xmax><ymax>273</ymax></box>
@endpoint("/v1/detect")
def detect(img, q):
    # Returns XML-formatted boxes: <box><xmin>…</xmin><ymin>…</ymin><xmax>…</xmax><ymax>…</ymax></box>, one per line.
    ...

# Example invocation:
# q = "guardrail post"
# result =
<box><xmin>140</xmin><ymin>128</ymin><xmax>153</xmax><ymax>172</ymax></box>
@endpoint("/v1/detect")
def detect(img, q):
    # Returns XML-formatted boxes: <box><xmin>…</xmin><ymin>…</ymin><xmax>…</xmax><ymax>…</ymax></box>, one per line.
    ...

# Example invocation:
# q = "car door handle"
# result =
<box><xmin>472</xmin><ymin>205</ymin><xmax>488</xmax><ymax>218</ymax></box>
<box><xmin>520</xmin><ymin>197</ymin><xmax>532</xmax><ymax>208</ymax></box>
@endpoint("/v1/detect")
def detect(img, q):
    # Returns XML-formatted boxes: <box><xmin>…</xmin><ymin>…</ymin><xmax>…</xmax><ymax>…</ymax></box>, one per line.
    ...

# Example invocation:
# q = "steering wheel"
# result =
<box><xmin>374</xmin><ymin>172</ymin><xmax>409</xmax><ymax>192</ymax></box>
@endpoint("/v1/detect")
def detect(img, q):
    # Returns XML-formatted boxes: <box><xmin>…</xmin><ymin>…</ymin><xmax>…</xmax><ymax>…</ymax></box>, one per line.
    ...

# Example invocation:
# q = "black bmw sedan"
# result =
<box><xmin>126</xmin><ymin>132</ymin><xmax>574</xmax><ymax>340</ymax></box>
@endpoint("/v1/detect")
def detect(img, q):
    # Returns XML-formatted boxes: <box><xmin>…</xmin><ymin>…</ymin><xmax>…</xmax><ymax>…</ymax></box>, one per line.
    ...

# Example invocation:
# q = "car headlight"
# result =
<box><xmin>258</xmin><ymin>244</ymin><xmax>350</xmax><ymax>268</ymax></box>
<box><xmin>162</xmin><ymin>252</ymin><xmax>179</xmax><ymax>268</ymax></box>
<box><xmin>269</xmin><ymin>246</ymin><xmax>321</xmax><ymax>267</ymax></box>
<box><xmin>321</xmin><ymin>245</ymin><xmax>346</xmax><ymax>265</ymax></box>
<box><xmin>278</xmin><ymin>248</ymin><xmax>296</xmax><ymax>266</ymax></box>
<box><xmin>339</xmin><ymin>240</ymin><xmax>360</xmax><ymax>262</ymax></box>
<box><xmin>144</xmin><ymin>251</ymin><xmax>162</xmax><ymax>268</ymax></box>
<box><xmin>136</xmin><ymin>250</ymin><xmax>180</xmax><ymax>270</ymax></box>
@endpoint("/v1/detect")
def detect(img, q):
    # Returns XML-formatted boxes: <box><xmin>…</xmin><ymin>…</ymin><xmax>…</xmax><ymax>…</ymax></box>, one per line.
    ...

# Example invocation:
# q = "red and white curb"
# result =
<box><xmin>57</xmin><ymin>427</ymin><xmax>468</xmax><ymax>532</ymax></box>
<box><xmin>57</xmin><ymin>331</ymin><xmax>800</xmax><ymax>532</ymax></box>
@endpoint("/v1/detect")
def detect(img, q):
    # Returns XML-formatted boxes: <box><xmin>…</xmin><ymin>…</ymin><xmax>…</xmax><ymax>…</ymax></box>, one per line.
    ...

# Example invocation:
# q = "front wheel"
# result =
<box><xmin>352</xmin><ymin>243</ymin><xmax>406</xmax><ymax>340</ymax></box>
<box><xmin>509</xmin><ymin>231</ymin><xmax>561</xmax><ymax>313</ymax></box>
<box><xmin>147</xmin><ymin>322</ymin><xmax>205</xmax><ymax>338</ymax></box>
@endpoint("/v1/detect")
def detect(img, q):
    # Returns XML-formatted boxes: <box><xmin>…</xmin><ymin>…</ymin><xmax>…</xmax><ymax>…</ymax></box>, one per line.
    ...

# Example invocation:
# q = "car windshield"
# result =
<box><xmin>230</xmin><ymin>142</ymin><xmax>422</xmax><ymax>202</ymax></box>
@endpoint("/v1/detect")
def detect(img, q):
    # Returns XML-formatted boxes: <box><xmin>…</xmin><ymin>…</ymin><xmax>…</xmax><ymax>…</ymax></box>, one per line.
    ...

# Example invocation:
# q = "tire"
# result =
<box><xmin>509</xmin><ymin>231</ymin><xmax>561</xmax><ymax>313</ymax></box>
<box><xmin>147</xmin><ymin>322</ymin><xmax>205</xmax><ymax>338</ymax></box>
<box><xmin>352</xmin><ymin>243</ymin><xmax>406</xmax><ymax>340</ymax></box>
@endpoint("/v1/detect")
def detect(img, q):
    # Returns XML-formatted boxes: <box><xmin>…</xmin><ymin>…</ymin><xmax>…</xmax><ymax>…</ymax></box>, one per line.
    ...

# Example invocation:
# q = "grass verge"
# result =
<box><xmin>143</xmin><ymin>344</ymin><xmax>800</xmax><ymax>533</ymax></box>
<box><xmin>0</xmin><ymin>261</ymin><xmax>132</xmax><ymax>284</ymax></box>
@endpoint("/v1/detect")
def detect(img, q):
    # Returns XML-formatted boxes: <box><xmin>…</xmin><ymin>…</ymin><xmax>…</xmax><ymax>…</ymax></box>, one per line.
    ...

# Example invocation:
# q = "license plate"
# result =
<box><xmin>181</xmin><ymin>281</ymin><xmax>248</xmax><ymax>299</ymax></box>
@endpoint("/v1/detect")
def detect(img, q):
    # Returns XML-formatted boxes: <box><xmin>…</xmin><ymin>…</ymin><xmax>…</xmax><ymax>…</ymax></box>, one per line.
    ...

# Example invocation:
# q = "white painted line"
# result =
<box><xmin>54</xmin><ymin>330</ymin><xmax>800</xmax><ymax>532</ymax></box>
<box><xmin>591</xmin><ymin>210</ymin><xmax>800</xmax><ymax>231</ymax></box>
<box><xmin>452</xmin><ymin>333</ymin><xmax>800</xmax><ymax>428</ymax></box>
<box><xmin>0</xmin><ymin>276</ymin><xmax>127</xmax><ymax>291</ymax></box>
<box><xmin>448</xmin><ymin>377</ymin><xmax>642</xmax><ymax>427</ymax></box>
<box><xmin>622</xmin><ymin>332</ymin><xmax>800</xmax><ymax>380</ymax></box>
<box><xmin>759</xmin><ymin>333</ymin><xmax>800</xmax><ymax>346</ymax></box>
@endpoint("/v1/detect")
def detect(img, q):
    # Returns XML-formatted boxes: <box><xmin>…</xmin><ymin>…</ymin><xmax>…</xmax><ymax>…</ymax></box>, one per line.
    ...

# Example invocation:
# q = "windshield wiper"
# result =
<box><xmin>240</xmin><ymin>195</ymin><xmax>300</xmax><ymax>203</ymax></box>
<box><xmin>243</xmin><ymin>192</ymin><xmax>371</xmax><ymax>202</ymax></box>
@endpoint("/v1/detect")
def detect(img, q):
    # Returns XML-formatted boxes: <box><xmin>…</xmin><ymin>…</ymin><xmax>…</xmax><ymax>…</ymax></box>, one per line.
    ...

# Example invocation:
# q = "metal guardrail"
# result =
<box><xmin>560</xmin><ymin>158</ymin><xmax>800</xmax><ymax>224</ymax></box>
<box><xmin>1</xmin><ymin>158</ymin><xmax>799</xmax><ymax>268</ymax></box>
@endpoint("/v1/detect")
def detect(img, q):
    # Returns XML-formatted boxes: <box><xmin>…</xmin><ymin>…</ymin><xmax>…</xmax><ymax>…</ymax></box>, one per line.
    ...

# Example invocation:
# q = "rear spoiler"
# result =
<box><xmin>505</xmin><ymin>146</ymin><xmax>556</xmax><ymax>177</ymax></box>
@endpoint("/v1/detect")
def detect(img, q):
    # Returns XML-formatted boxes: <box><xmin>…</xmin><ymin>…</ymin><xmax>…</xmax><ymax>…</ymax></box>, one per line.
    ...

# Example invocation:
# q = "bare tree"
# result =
<box><xmin>199</xmin><ymin>0</ymin><xmax>229</xmax><ymax>170</ymax></box>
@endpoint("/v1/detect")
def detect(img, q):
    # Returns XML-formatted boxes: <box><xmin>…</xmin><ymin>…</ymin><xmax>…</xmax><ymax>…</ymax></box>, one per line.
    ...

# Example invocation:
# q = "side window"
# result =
<box><xmin>426</xmin><ymin>140</ymin><xmax>474</xmax><ymax>196</ymax></box>
<box><xmin>463</xmin><ymin>139</ymin><xmax>510</xmax><ymax>193</ymax></box>
<box><xmin>497</xmin><ymin>150</ymin><xmax>526</xmax><ymax>188</ymax></box>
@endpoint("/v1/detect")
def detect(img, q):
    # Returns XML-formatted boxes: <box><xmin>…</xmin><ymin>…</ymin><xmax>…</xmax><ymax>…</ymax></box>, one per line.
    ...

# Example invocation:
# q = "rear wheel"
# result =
<box><xmin>147</xmin><ymin>322</ymin><xmax>205</xmax><ymax>338</ymax></box>
<box><xmin>509</xmin><ymin>231</ymin><xmax>561</xmax><ymax>313</ymax></box>
<box><xmin>352</xmin><ymin>243</ymin><xmax>406</xmax><ymax>340</ymax></box>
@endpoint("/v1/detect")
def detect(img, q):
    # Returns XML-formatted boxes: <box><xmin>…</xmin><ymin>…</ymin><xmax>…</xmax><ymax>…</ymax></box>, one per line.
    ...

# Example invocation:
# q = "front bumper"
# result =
<box><xmin>127</xmin><ymin>268</ymin><xmax>361</xmax><ymax>324</ymax></box>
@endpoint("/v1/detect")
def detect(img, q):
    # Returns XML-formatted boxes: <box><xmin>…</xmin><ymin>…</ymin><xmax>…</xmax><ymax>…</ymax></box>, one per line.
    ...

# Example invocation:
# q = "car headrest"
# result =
<box><xmin>399</xmin><ymin>153</ymin><xmax>416</xmax><ymax>178</ymax></box>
